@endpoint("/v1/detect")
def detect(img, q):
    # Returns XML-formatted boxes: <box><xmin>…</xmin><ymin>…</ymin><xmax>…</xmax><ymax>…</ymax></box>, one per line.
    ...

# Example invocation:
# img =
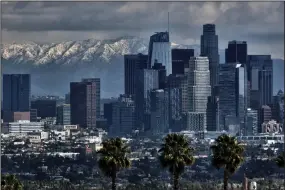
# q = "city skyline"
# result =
<box><xmin>2</xmin><ymin>2</ymin><xmax>284</xmax><ymax>59</ymax></box>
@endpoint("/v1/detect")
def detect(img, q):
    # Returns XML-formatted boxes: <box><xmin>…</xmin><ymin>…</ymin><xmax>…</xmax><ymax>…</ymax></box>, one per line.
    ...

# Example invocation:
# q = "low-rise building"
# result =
<box><xmin>8</xmin><ymin>120</ymin><xmax>44</xmax><ymax>134</ymax></box>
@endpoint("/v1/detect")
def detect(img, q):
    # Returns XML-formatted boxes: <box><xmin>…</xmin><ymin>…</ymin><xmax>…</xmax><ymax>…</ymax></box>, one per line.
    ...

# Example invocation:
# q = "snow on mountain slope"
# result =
<box><xmin>2</xmin><ymin>36</ymin><xmax>283</xmax><ymax>97</ymax></box>
<box><xmin>2</xmin><ymin>37</ymin><xmax>199</xmax><ymax>66</ymax></box>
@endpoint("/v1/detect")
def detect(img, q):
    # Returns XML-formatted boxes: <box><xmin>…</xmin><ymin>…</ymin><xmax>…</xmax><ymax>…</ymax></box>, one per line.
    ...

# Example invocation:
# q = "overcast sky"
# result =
<box><xmin>2</xmin><ymin>1</ymin><xmax>284</xmax><ymax>59</ymax></box>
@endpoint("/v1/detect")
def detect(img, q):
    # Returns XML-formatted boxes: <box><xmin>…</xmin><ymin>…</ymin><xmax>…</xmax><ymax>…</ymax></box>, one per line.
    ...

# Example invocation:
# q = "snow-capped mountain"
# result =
<box><xmin>1</xmin><ymin>36</ymin><xmax>283</xmax><ymax>98</ymax></box>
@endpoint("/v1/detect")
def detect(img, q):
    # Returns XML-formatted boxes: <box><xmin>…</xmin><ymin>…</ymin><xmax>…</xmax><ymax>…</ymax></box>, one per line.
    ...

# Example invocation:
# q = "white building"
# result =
<box><xmin>8</xmin><ymin>120</ymin><xmax>44</xmax><ymax>134</ymax></box>
<box><xmin>188</xmin><ymin>57</ymin><xmax>211</xmax><ymax>131</ymax></box>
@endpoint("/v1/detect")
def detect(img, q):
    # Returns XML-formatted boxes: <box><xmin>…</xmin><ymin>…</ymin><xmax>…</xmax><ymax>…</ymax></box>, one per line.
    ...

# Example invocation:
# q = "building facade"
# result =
<box><xmin>3</xmin><ymin>74</ymin><xmax>31</xmax><ymax>112</ymax></box>
<box><xmin>148</xmin><ymin>32</ymin><xmax>172</xmax><ymax>75</ymax></box>
<box><xmin>31</xmin><ymin>100</ymin><xmax>57</xmax><ymax>119</ymax></box>
<box><xmin>150</xmin><ymin>89</ymin><xmax>169</xmax><ymax>135</ymax></box>
<box><xmin>124</xmin><ymin>54</ymin><xmax>148</xmax><ymax>96</ymax></box>
<box><xmin>70</xmin><ymin>81</ymin><xmax>97</xmax><ymax>128</ymax></box>
<box><xmin>82</xmin><ymin>78</ymin><xmax>101</xmax><ymax>119</ymax></box>
<box><xmin>188</xmin><ymin>57</ymin><xmax>211</xmax><ymax>131</ymax></box>
<box><xmin>135</xmin><ymin>69</ymin><xmax>159</xmax><ymax>131</ymax></box>
<box><xmin>218</xmin><ymin>63</ymin><xmax>247</xmax><ymax>133</ymax></box>
<box><xmin>110</xmin><ymin>95</ymin><xmax>135</xmax><ymax>136</ymax></box>
<box><xmin>171</xmin><ymin>49</ymin><xmax>194</xmax><ymax>75</ymax></box>
<box><xmin>56</xmin><ymin>104</ymin><xmax>71</xmax><ymax>125</ymax></box>
<box><xmin>225</xmin><ymin>41</ymin><xmax>247</xmax><ymax>66</ymax></box>
<box><xmin>246</xmin><ymin>108</ymin><xmax>258</xmax><ymax>135</ymax></box>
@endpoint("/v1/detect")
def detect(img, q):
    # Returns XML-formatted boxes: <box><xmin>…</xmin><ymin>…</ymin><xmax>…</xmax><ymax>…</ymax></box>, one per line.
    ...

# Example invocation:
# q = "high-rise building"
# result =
<box><xmin>225</xmin><ymin>41</ymin><xmax>247</xmax><ymax>65</ymax></box>
<box><xmin>218</xmin><ymin>63</ymin><xmax>247</xmax><ymax>133</ymax></box>
<box><xmin>152</xmin><ymin>60</ymin><xmax>167</xmax><ymax>89</ymax></box>
<box><xmin>124</xmin><ymin>54</ymin><xmax>148</xmax><ymax>96</ymax></box>
<box><xmin>70</xmin><ymin>81</ymin><xmax>97</xmax><ymax>128</ymax></box>
<box><xmin>246</xmin><ymin>108</ymin><xmax>258</xmax><ymax>135</ymax></box>
<box><xmin>150</xmin><ymin>89</ymin><xmax>169</xmax><ymax>135</ymax></box>
<box><xmin>188</xmin><ymin>57</ymin><xmax>211</xmax><ymax>131</ymax></box>
<box><xmin>167</xmin><ymin>74</ymin><xmax>189</xmax><ymax>113</ymax></box>
<box><xmin>259</xmin><ymin>70</ymin><xmax>273</xmax><ymax>106</ymax></box>
<box><xmin>258</xmin><ymin>105</ymin><xmax>272</xmax><ymax>133</ymax></box>
<box><xmin>104</xmin><ymin>102</ymin><xmax>114</xmax><ymax>130</ymax></box>
<box><xmin>172</xmin><ymin>49</ymin><xmax>194</xmax><ymax>75</ymax></box>
<box><xmin>247</xmin><ymin>55</ymin><xmax>273</xmax><ymax>109</ymax></box>
<box><xmin>31</xmin><ymin>100</ymin><xmax>57</xmax><ymax>119</ymax></box>
<box><xmin>148</xmin><ymin>32</ymin><xmax>172</xmax><ymax>75</ymax></box>
<box><xmin>110</xmin><ymin>95</ymin><xmax>135</xmax><ymax>136</ymax></box>
<box><xmin>272</xmin><ymin>90</ymin><xmax>284</xmax><ymax>123</ymax></box>
<box><xmin>82</xmin><ymin>78</ymin><xmax>101</xmax><ymax>119</ymax></box>
<box><xmin>200</xmin><ymin>24</ymin><xmax>219</xmax><ymax>132</ymax></box>
<box><xmin>201</xmin><ymin>24</ymin><xmax>219</xmax><ymax>88</ymax></box>
<box><xmin>56</xmin><ymin>104</ymin><xmax>71</xmax><ymax>125</ymax></box>
<box><xmin>168</xmin><ymin>88</ymin><xmax>183</xmax><ymax>132</ymax></box>
<box><xmin>3</xmin><ymin>74</ymin><xmax>31</xmax><ymax>112</ymax></box>
<box><xmin>135</xmin><ymin>69</ymin><xmax>159</xmax><ymax>130</ymax></box>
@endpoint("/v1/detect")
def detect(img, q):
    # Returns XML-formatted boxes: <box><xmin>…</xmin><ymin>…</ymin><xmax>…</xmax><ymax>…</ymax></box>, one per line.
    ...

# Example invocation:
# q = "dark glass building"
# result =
<box><xmin>218</xmin><ymin>63</ymin><xmax>247</xmax><ymax>133</ymax></box>
<box><xmin>200</xmin><ymin>24</ymin><xmax>220</xmax><ymax>131</ymax></box>
<box><xmin>225</xmin><ymin>41</ymin><xmax>247</xmax><ymax>65</ymax></box>
<box><xmin>171</xmin><ymin>49</ymin><xmax>194</xmax><ymax>75</ymax></box>
<box><xmin>56</xmin><ymin>104</ymin><xmax>71</xmax><ymax>125</ymax></box>
<box><xmin>31</xmin><ymin>100</ymin><xmax>57</xmax><ymax>118</ymax></box>
<box><xmin>104</xmin><ymin>102</ymin><xmax>114</xmax><ymax>129</ymax></box>
<box><xmin>247</xmin><ymin>55</ymin><xmax>273</xmax><ymax>108</ymax></box>
<box><xmin>70</xmin><ymin>81</ymin><xmax>97</xmax><ymax>128</ymax></box>
<box><xmin>124</xmin><ymin>54</ymin><xmax>148</xmax><ymax>96</ymax></box>
<box><xmin>152</xmin><ymin>60</ymin><xmax>167</xmax><ymax>89</ymax></box>
<box><xmin>135</xmin><ymin>69</ymin><xmax>159</xmax><ymax>130</ymax></box>
<box><xmin>3</xmin><ymin>74</ymin><xmax>31</xmax><ymax>112</ymax></box>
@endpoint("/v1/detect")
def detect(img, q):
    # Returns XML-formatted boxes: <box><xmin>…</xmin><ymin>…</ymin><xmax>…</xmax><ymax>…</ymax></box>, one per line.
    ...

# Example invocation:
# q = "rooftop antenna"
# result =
<box><xmin>168</xmin><ymin>12</ymin><xmax>170</xmax><ymax>33</ymax></box>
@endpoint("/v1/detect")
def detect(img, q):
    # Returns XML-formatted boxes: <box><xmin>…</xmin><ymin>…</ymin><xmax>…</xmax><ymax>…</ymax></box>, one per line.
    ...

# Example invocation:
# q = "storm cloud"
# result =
<box><xmin>2</xmin><ymin>1</ymin><xmax>284</xmax><ymax>58</ymax></box>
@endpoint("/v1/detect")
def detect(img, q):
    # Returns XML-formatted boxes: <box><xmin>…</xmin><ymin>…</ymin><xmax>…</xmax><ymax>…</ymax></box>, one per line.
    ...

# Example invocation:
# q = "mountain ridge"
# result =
<box><xmin>2</xmin><ymin>36</ymin><xmax>284</xmax><ymax>98</ymax></box>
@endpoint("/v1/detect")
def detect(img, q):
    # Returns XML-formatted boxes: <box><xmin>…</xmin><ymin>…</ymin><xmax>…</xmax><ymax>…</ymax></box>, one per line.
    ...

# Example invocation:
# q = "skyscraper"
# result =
<box><xmin>124</xmin><ymin>54</ymin><xmax>148</xmax><ymax>96</ymax></box>
<box><xmin>200</xmin><ymin>24</ymin><xmax>219</xmax><ymax>131</ymax></box>
<box><xmin>167</xmin><ymin>74</ymin><xmax>189</xmax><ymax>113</ymax></box>
<box><xmin>225</xmin><ymin>41</ymin><xmax>247</xmax><ymax>65</ymax></box>
<box><xmin>172</xmin><ymin>49</ymin><xmax>194</xmax><ymax>75</ymax></box>
<box><xmin>82</xmin><ymin>78</ymin><xmax>101</xmax><ymax>119</ymax></box>
<box><xmin>148</xmin><ymin>32</ymin><xmax>172</xmax><ymax>75</ymax></box>
<box><xmin>188</xmin><ymin>57</ymin><xmax>211</xmax><ymax>131</ymax></box>
<box><xmin>150</xmin><ymin>89</ymin><xmax>169</xmax><ymax>135</ymax></box>
<box><xmin>135</xmin><ymin>69</ymin><xmax>159</xmax><ymax>130</ymax></box>
<box><xmin>200</xmin><ymin>24</ymin><xmax>219</xmax><ymax>88</ymax></box>
<box><xmin>152</xmin><ymin>60</ymin><xmax>167</xmax><ymax>89</ymax></box>
<box><xmin>247</xmin><ymin>55</ymin><xmax>273</xmax><ymax>109</ymax></box>
<box><xmin>70</xmin><ymin>81</ymin><xmax>97</xmax><ymax>128</ymax></box>
<box><xmin>218</xmin><ymin>63</ymin><xmax>247</xmax><ymax>133</ymax></box>
<box><xmin>3</xmin><ymin>74</ymin><xmax>31</xmax><ymax>112</ymax></box>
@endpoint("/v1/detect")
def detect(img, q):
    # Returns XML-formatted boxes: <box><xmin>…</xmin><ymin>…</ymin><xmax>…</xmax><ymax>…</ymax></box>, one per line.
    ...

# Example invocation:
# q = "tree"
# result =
<box><xmin>159</xmin><ymin>133</ymin><xmax>195</xmax><ymax>190</ymax></box>
<box><xmin>276</xmin><ymin>152</ymin><xmax>285</xmax><ymax>168</ymax></box>
<box><xmin>97</xmin><ymin>138</ymin><xmax>131</xmax><ymax>190</ymax></box>
<box><xmin>1</xmin><ymin>174</ymin><xmax>23</xmax><ymax>190</ymax></box>
<box><xmin>210</xmin><ymin>134</ymin><xmax>244</xmax><ymax>190</ymax></box>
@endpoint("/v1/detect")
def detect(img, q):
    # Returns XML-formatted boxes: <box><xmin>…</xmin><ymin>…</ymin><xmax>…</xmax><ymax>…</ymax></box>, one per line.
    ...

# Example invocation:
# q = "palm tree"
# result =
<box><xmin>210</xmin><ymin>134</ymin><xmax>244</xmax><ymax>190</ymax></box>
<box><xmin>97</xmin><ymin>138</ymin><xmax>131</xmax><ymax>190</ymax></box>
<box><xmin>1</xmin><ymin>174</ymin><xmax>23</xmax><ymax>190</ymax></box>
<box><xmin>159</xmin><ymin>133</ymin><xmax>195</xmax><ymax>190</ymax></box>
